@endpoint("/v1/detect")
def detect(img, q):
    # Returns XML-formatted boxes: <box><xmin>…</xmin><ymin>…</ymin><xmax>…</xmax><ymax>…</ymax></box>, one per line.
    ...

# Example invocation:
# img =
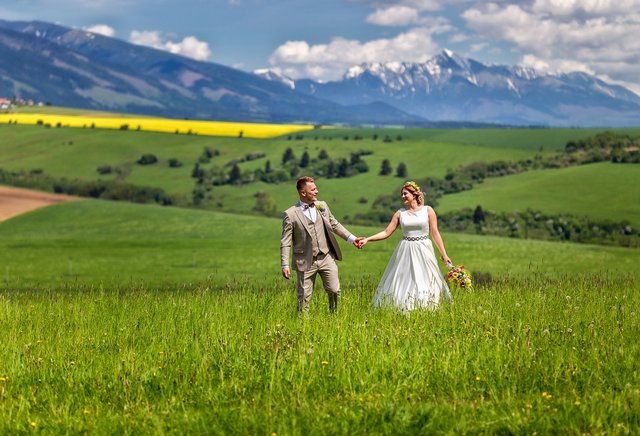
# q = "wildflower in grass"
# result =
<box><xmin>321</xmin><ymin>360</ymin><xmax>329</xmax><ymax>366</ymax></box>
<box><xmin>30</xmin><ymin>421</ymin><xmax>37</xmax><ymax>429</ymax></box>
<box><xmin>574</xmin><ymin>399</ymin><xmax>581</xmax><ymax>406</ymax></box>
<box><xmin>447</xmin><ymin>265</ymin><xmax>473</xmax><ymax>290</ymax></box>
<box><xmin>542</xmin><ymin>391</ymin><xmax>552</xmax><ymax>400</ymax></box>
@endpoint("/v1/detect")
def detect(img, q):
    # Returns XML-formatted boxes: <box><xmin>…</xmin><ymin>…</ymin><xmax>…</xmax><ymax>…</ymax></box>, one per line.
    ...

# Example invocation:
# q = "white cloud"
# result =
<box><xmin>366</xmin><ymin>6</ymin><xmax>420</xmax><ymax>26</ymax></box>
<box><xmin>469</xmin><ymin>42</ymin><xmax>489</xmax><ymax>53</ymax></box>
<box><xmin>84</xmin><ymin>24</ymin><xmax>115</xmax><ymax>37</ymax></box>
<box><xmin>521</xmin><ymin>54</ymin><xmax>594</xmax><ymax>75</ymax></box>
<box><xmin>348</xmin><ymin>0</ymin><xmax>444</xmax><ymax>12</ymax></box>
<box><xmin>129</xmin><ymin>30</ymin><xmax>212</xmax><ymax>61</ymax></box>
<box><xmin>531</xmin><ymin>0</ymin><xmax>639</xmax><ymax>18</ymax></box>
<box><xmin>269</xmin><ymin>28</ymin><xmax>440</xmax><ymax>81</ymax></box>
<box><xmin>462</xmin><ymin>2</ymin><xmax>640</xmax><ymax>93</ymax></box>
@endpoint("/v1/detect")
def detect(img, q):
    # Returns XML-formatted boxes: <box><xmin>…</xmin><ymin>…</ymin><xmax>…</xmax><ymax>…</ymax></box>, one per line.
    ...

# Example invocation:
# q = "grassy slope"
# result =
<box><xmin>3</xmin><ymin>124</ymin><xmax>640</xmax><ymax>223</ymax></box>
<box><xmin>1</xmin><ymin>200</ymin><xmax>638</xmax><ymax>288</ymax></box>
<box><xmin>437</xmin><ymin>162</ymin><xmax>640</xmax><ymax>226</ymax></box>
<box><xmin>323</xmin><ymin>126</ymin><xmax>640</xmax><ymax>150</ymax></box>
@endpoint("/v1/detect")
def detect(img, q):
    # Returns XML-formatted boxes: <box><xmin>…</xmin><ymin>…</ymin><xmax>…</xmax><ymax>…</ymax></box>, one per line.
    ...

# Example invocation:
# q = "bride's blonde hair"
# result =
<box><xmin>401</xmin><ymin>181</ymin><xmax>424</xmax><ymax>206</ymax></box>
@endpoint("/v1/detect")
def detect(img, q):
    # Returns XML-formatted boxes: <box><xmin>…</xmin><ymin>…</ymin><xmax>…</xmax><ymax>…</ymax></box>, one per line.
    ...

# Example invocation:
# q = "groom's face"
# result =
<box><xmin>300</xmin><ymin>182</ymin><xmax>318</xmax><ymax>203</ymax></box>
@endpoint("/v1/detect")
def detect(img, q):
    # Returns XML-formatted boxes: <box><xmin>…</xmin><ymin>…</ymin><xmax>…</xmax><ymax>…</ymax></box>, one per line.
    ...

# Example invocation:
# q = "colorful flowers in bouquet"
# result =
<box><xmin>447</xmin><ymin>265</ymin><xmax>473</xmax><ymax>290</ymax></box>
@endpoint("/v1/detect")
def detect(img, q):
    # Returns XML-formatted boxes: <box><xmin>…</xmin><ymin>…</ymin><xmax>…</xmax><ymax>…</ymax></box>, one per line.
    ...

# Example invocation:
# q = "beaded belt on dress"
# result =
<box><xmin>402</xmin><ymin>235</ymin><xmax>429</xmax><ymax>241</ymax></box>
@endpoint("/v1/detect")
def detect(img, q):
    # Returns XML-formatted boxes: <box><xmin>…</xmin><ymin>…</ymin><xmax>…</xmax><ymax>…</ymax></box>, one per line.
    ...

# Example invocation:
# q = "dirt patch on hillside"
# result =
<box><xmin>0</xmin><ymin>186</ymin><xmax>80</xmax><ymax>222</ymax></box>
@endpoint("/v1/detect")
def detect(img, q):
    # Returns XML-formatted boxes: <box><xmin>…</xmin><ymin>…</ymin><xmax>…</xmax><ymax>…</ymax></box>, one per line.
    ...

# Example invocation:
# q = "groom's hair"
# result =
<box><xmin>296</xmin><ymin>176</ymin><xmax>315</xmax><ymax>192</ymax></box>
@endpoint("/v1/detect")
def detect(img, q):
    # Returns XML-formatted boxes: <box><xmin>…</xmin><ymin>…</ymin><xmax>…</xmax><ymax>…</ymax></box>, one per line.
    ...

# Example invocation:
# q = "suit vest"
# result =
<box><xmin>303</xmin><ymin>214</ymin><xmax>331</xmax><ymax>256</ymax></box>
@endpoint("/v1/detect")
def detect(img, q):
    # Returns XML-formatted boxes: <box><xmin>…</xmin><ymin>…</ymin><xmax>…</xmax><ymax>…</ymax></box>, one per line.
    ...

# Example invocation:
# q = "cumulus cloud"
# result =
<box><xmin>462</xmin><ymin>2</ymin><xmax>640</xmax><ymax>94</ymax></box>
<box><xmin>84</xmin><ymin>24</ymin><xmax>115</xmax><ymax>37</ymax></box>
<box><xmin>269</xmin><ymin>28</ymin><xmax>441</xmax><ymax>81</ymax></box>
<box><xmin>366</xmin><ymin>6</ymin><xmax>420</xmax><ymax>26</ymax></box>
<box><xmin>531</xmin><ymin>0</ymin><xmax>639</xmax><ymax>18</ymax></box>
<box><xmin>129</xmin><ymin>30</ymin><xmax>212</xmax><ymax>61</ymax></box>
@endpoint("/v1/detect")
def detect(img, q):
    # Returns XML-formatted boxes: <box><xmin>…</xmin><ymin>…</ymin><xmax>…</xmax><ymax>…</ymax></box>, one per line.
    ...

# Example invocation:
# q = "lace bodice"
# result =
<box><xmin>400</xmin><ymin>207</ymin><xmax>429</xmax><ymax>238</ymax></box>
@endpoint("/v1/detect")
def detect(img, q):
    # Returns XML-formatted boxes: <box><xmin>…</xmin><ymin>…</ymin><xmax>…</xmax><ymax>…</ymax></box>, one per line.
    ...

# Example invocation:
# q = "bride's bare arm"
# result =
<box><xmin>428</xmin><ymin>206</ymin><xmax>452</xmax><ymax>266</ymax></box>
<box><xmin>362</xmin><ymin>211</ymin><xmax>400</xmax><ymax>245</ymax></box>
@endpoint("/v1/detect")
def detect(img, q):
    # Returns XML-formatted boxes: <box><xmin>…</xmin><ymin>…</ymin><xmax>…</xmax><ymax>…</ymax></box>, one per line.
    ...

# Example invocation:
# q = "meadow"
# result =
<box><xmin>437</xmin><ymin>162</ymin><xmax>640</xmax><ymax>227</ymax></box>
<box><xmin>2</xmin><ymin>121</ymin><xmax>640</xmax><ymax>223</ymax></box>
<box><xmin>1</xmin><ymin>112</ymin><xmax>639</xmax><ymax>433</ymax></box>
<box><xmin>0</xmin><ymin>200</ymin><xmax>639</xmax><ymax>433</ymax></box>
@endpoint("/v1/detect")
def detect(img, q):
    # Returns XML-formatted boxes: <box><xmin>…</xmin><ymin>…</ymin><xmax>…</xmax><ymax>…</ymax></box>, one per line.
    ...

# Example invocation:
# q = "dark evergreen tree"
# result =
<box><xmin>228</xmin><ymin>163</ymin><xmax>242</xmax><ymax>184</ymax></box>
<box><xmin>282</xmin><ymin>147</ymin><xmax>295</xmax><ymax>164</ymax></box>
<box><xmin>326</xmin><ymin>160</ymin><xmax>336</xmax><ymax>178</ymax></box>
<box><xmin>337</xmin><ymin>159</ymin><xmax>350</xmax><ymax>178</ymax></box>
<box><xmin>379</xmin><ymin>159</ymin><xmax>392</xmax><ymax>175</ymax></box>
<box><xmin>396</xmin><ymin>162</ymin><xmax>407</xmax><ymax>178</ymax></box>
<box><xmin>473</xmin><ymin>205</ymin><xmax>485</xmax><ymax>224</ymax></box>
<box><xmin>300</xmin><ymin>151</ymin><xmax>310</xmax><ymax>168</ymax></box>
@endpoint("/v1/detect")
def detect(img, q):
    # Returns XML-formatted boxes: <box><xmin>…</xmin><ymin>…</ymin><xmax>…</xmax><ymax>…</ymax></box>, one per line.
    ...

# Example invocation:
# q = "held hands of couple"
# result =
<box><xmin>354</xmin><ymin>237</ymin><xmax>367</xmax><ymax>249</ymax></box>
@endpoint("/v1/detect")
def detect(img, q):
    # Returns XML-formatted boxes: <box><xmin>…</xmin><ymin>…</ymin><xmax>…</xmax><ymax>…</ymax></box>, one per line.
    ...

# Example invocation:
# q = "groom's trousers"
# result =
<box><xmin>296</xmin><ymin>252</ymin><xmax>340</xmax><ymax>313</ymax></box>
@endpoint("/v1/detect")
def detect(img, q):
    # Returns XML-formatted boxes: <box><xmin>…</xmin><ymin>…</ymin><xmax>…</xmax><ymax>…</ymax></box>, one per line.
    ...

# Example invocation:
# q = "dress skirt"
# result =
<box><xmin>372</xmin><ymin>238</ymin><xmax>452</xmax><ymax>311</ymax></box>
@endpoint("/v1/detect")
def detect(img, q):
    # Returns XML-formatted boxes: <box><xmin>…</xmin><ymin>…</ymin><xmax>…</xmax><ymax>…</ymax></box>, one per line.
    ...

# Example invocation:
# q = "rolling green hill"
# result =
<box><xmin>437</xmin><ymin>162</ymin><xmax>640</xmax><ymax>227</ymax></box>
<box><xmin>3</xmin><ymin>123</ymin><xmax>640</xmax><ymax>224</ymax></box>
<box><xmin>1</xmin><ymin>200</ymin><xmax>638</xmax><ymax>288</ymax></box>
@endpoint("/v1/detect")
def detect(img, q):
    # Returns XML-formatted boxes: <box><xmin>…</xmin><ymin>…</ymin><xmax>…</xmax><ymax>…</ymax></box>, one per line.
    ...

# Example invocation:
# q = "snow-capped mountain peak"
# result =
<box><xmin>253</xmin><ymin>68</ymin><xmax>296</xmax><ymax>89</ymax></box>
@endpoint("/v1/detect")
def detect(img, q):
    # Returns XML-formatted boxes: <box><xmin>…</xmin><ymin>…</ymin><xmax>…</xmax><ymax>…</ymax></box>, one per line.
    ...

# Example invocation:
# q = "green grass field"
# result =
<box><xmin>1</xmin><ymin>200</ymin><xmax>639</xmax><ymax>288</ymax></box>
<box><xmin>1</xmin><ymin>112</ymin><xmax>639</xmax><ymax>432</ymax></box>
<box><xmin>0</xmin><ymin>200</ymin><xmax>638</xmax><ymax>433</ymax></box>
<box><xmin>437</xmin><ymin>162</ymin><xmax>640</xmax><ymax>227</ymax></box>
<box><xmin>3</xmin><ymin>123</ymin><xmax>640</xmax><ymax>224</ymax></box>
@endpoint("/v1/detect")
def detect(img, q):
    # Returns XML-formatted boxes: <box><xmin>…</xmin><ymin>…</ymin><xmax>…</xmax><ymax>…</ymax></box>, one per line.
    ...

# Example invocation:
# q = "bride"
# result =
<box><xmin>359</xmin><ymin>181</ymin><xmax>453</xmax><ymax>311</ymax></box>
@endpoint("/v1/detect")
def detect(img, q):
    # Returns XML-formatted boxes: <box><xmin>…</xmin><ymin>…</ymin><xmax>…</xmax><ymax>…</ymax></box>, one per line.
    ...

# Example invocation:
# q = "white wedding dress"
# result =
<box><xmin>372</xmin><ymin>206</ymin><xmax>452</xmax><ymax>311</ymax></box>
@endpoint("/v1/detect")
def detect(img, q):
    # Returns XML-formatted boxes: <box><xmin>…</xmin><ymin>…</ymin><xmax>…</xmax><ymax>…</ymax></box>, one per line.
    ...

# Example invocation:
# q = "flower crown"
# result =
<box><xmin>405</xmin><ymin>181</ymin><xmax>421</xmax><ymax>193</ymax></box>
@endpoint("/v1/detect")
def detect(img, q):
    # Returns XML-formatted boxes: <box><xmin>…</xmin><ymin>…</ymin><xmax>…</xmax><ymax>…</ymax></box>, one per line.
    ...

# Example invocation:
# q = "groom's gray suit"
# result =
<box><xmin>280</xmin><ymin>200</ymin><xmax>353</xmax><ymax>312</ymax></box>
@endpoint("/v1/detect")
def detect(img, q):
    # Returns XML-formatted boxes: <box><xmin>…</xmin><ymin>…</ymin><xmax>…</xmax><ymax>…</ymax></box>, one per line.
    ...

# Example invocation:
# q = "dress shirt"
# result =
<box><xmin>299</xmin><ymin>200</ymin><xmax>318</xmax><ymax>222</ymax></box>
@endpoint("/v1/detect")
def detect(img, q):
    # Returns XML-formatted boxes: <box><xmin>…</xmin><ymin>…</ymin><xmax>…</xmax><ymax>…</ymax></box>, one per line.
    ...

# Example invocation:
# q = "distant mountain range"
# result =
<box><xmin>257</xmin><ymin>49</ymin><xmax>640</xmax><ymax>127</ymax></box>
<box><xmin>2</xmin><ymin>19</ymin><xmax>639</xmax><ymax>127</ymax></box>
<box><xmin>0</xmin><ymin>19</ymin><xmax>418</xmax><ymax>125</ymax></box>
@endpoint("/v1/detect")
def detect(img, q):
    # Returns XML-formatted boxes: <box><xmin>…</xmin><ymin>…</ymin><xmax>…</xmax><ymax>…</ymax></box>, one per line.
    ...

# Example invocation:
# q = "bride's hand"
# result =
<box><xmin>355</xmin><ymin>237</ymin><xmax>367</xmax><ymax>249</ymax></box>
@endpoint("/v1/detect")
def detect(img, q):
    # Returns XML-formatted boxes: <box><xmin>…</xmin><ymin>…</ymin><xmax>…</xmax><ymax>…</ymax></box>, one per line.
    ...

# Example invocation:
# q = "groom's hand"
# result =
<box><xmin>354</xmin><ymin>237</ymin><xmax>367</xmax><ymax>249</ymax></box>
<box><xmin>282</xmin><ymin>267</ymin><xmax>290</xmax><ymax>279</ymax></box>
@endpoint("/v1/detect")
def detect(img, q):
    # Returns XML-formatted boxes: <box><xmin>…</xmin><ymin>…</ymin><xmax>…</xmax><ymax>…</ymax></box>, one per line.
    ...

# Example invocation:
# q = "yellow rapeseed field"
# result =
<box><xmin>0</xmin><ymin>113</ymin><xmax>319</xmax><ymax>138</ymax></box>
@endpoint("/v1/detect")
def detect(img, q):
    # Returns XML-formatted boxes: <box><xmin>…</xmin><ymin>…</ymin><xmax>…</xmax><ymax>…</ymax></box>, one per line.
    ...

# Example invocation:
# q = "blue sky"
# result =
<box><xmin>2</xmin><ymin>0</ymin><xmax>639</xmax><ymax>93</ymax></box>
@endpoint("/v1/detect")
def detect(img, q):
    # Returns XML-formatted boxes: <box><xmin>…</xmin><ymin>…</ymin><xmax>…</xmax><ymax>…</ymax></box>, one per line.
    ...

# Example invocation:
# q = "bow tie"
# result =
<box><xmin>303</xmin><ymin>203</ymin><xmax>315</xmax><ymax>210</ymax></box>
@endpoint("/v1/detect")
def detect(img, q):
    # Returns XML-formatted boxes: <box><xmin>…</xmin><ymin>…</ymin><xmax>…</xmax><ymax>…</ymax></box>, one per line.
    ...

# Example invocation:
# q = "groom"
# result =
<box><xmin>280</xmin><ymin>176</ymin><xmax>361</xmax><ymax>313</ymax></box>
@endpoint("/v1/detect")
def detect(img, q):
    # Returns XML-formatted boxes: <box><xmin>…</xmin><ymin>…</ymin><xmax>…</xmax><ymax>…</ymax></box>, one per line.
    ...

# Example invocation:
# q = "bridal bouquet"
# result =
<box><xmin>447</xmin><ymin>265</ymin><xmax>473</xmax><ymax>290</ymax></box>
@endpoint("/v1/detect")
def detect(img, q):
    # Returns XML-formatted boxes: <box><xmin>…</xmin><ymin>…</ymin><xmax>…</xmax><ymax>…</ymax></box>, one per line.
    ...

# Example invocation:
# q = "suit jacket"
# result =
<box><xmin>280</xmin><ymin>201</ymin><xmax>351</xmax><ymax>272</ymax></box>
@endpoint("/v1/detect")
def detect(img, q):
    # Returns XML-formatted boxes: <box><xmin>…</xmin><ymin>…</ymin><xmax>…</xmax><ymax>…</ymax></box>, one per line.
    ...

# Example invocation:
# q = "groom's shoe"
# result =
<box><xmin>328</xmin><ymin>293</ymin><xmax>339</xmax><ymax>313</ymax></box>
